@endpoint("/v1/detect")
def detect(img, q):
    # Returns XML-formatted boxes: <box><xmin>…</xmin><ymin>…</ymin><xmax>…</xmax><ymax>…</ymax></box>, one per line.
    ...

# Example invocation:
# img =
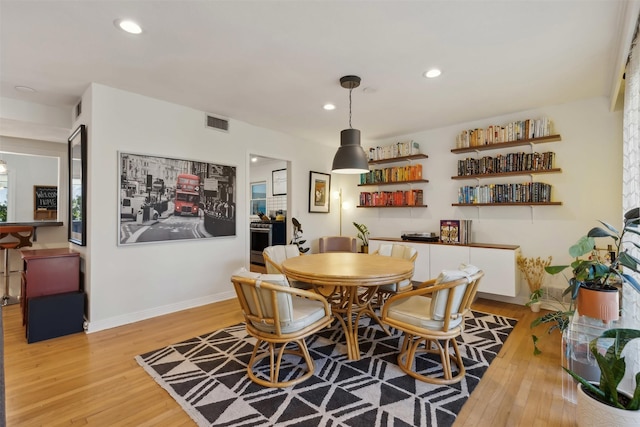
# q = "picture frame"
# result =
<box><xmin>68</xmin><ymin>124</ymin><xmax>87</xmax><ymax>246</ymax></box>
<box><xmin>272</xmin><ymin>168</ymin><xmax>287</xmax><ymax>196</ymax></box>
<box><xmin>308</xmin><ymin>171</ymin><xmax>331</xmax><ymax>213</ymax></box>
<box><xmin>118</xmin><ymin>151</ymin><xmax>237</xmax><ymax>245</ymax></box>
<box><xmin>33</xmin><ymin>185</ymin><xmax>58</xmax><ymax>221</ymax></box>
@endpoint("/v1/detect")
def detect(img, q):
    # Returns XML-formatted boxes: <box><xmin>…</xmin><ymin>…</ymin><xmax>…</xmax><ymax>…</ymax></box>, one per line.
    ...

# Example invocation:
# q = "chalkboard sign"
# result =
<box><xmin>34</xmin><ymin>185</ymin><xmax>58</xmax><ymax>211</ymax></box>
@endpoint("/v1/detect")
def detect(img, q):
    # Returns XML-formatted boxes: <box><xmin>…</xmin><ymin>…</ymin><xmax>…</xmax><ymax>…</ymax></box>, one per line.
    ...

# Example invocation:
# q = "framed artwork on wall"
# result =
<box><xmin>272</xmin><ymin>168</ymin><xmax>287</xmax><ymax>196</ymax></box>
<box><xmin>118</xmin><ymin>151</ymin><xmax>237</xmax><ymax>245</ymax></box>
<box><xmin>308</xmin><ymin>171</ymin><xmax>330</xmax><ymax>213</ymax></box>
<box><xmin>68</xmin><ymin>124</ymin><xmax>87</xmax><ymax>246</ymax></box>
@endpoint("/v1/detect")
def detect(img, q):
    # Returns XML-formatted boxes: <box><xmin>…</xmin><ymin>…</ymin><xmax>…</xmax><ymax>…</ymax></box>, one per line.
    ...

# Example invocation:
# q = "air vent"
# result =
<box><xmin>206</xmin><ymin>114</ymin><xmax>229</xmax><ymax>132</ymax></box>
<box><xmin>75</xmin><ymin>101</ymin><xmax>82</xmax><ymax>119</ymax></box>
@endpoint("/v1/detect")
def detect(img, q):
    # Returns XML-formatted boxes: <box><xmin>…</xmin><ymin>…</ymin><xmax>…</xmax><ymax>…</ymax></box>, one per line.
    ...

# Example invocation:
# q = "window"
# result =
<box><xmin>250</xmin><ymin>182</ymin><xmax>266</xmax><ymax>216</ymax></box>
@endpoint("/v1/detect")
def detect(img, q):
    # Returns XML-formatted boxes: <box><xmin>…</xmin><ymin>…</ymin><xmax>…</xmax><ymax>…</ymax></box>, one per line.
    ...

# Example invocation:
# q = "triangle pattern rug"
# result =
<box><xmin>136</xmin><ymin>310</ymin><xmax>516</xmax><ymax>427</ymax></box>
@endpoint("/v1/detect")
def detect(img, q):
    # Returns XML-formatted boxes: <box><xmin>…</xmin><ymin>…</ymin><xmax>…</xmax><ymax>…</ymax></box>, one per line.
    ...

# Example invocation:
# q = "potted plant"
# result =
<box><xmin>353</xmin><ymin>222</ymin><xmax>370</xmax><ymax>253</ymax></box>
<box><xmin>545</xmin><ymin>207</ymin><xmax>640</xmax><ymax>323</ymax></box>
<box><xmin>517</xmin><ymin>255</ymin><xmax>552</xmax><ymax>313</ymax></box>
<box><xmin>290</xmin><ymin>217</ymin><xmax>309</xmax><ymax>253</ymax></box>
<box><xmin>564</xmin><ymin>328</ymin><xmax>640</xmax><ymax>426</ymax></box>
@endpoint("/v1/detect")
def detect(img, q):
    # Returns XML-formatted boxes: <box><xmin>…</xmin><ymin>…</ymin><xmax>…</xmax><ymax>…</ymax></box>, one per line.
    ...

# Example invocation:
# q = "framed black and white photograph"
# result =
<box><xmin>68</xmin><ymin>124</ymin><xmax>87</xmax><ymax>246</ymax></box>
<box><xmin>118</xmin><ymin>152</ymin><xmax>236</xmax><ymax>245</ymax></box>
<box><xmin>308</xmin><ymin>171</ymin><xmax>330</xmax><ymax>213</ymax></box>
<box><xmin>272</xmin><ymin>168</ymin><xmax>286</xmax><ymax>196</ymax></box>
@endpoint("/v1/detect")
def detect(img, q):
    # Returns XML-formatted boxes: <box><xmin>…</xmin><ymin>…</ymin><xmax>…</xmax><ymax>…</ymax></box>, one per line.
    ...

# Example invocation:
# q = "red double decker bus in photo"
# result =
<box><xmin>174</xmin><ymin>173</ymin><xmax>200</xmax><ymax>216</ymax></box>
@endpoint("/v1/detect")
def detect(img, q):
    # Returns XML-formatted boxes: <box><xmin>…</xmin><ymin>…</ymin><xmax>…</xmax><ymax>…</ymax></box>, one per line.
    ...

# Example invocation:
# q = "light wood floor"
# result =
<box><xmin>2</xmin><ymin>298</ymin><xmax>576</xmax><ymax>426</ymax></box>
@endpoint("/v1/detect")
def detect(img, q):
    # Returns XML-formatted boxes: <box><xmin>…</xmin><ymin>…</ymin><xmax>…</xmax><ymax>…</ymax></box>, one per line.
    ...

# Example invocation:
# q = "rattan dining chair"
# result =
<box><xmin>263</xmin><ymin>244</ymin><xmax>312</xmax><ymax>289</ymax></box>
<box><xmin>231</xmin><ymin>269</ymin><xmax>333</xmax><ymax>388</ymax></box>
<box><xmin>381</xmin><ymin>266</ymin><xmax>484</xmax><ymax>385</ymax></box>
<box><xmin>371</xmin><ymin>243</ymin><xmax>418</xmax><ymax>303</ymax></box>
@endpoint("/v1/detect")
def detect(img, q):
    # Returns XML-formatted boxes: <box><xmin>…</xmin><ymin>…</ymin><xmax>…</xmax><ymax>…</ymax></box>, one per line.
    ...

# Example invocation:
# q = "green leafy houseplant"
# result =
<box><xmin>531</xmin><ymin>207</ymin><xmax>640</xmax><ymax>355</ymax></box>
<box><xmin>353</xmin><ymin>222</ymin><xmax>369</xmax><ymax>247</ymax></box>
<box><xmin>545</xmin><ymin>207</ymin><xmax>640</xmax><ymax>299</ymax></box>
<box><xmin>564</xmin><ymin>328</ymin><xmax>640</xmax><ymax>412</ymax></box>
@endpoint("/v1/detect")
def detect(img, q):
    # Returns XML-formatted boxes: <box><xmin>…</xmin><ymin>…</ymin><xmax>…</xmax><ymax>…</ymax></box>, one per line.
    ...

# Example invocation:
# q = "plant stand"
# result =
<box><xmin>562</xmin><ymin>311</ymin><xmax>640</xmax><ymax>404</ymax></box>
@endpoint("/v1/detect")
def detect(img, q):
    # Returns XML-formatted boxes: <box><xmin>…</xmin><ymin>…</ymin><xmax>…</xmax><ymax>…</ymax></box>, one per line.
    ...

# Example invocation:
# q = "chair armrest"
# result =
<box><xmin>381</xmin><ymin>277</ymin><xmax>467</xmax><ymax>318</ymax></box>
<box><xmin>258</xmin><ymin>281</ymin><xmax>332</xmax><ymax>316</ymax></box>
<box><xmin>412</xmin><ymin>278</ymin><xmax>437</xmax><ymax>289</ymax></box>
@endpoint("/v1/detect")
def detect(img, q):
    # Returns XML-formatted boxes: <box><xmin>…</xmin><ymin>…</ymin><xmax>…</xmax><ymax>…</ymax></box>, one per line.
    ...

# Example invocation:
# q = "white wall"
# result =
<box><xmin>339</xmin><ymin>96</ymin><xmax>622</xmax><ymax>299</ymax></box>
<box><xmin>81</xmin><ymin>84</ymin><xmax>335</xmax><ymax>331</ymax></box>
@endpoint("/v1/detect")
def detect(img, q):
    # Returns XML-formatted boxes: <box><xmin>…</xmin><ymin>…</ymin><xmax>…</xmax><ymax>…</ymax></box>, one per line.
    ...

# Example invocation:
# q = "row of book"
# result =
<box><xmin>457</xmin><ymin>151</ymin><xmax>555</xmax><ymax>176</ymax></box>
<box><xmin>360</xmin><ymin>164</ymin><xmax>423</xmax><ymax>184</ymax></box>
<box><xmin>455</xmin><ymin>117</ymin><xmax>553</xmax><ymax>148</ymax></box>
<box><xmin>457</xmin><ymin>182</ymin><xmax>553</xmax><ymax>204</ymax></box>
<box><xmin>368</xmin><ymin>140</ymin><xmax>420</xmax><ymax>161</ymax></box>
<box><xmin>440</xmin><ymin>219</ymin><xmax>472</xmax><ymax>244</ymax></box>
<box><xmin>359</xmin><ymin>190</ymin><xmax>424</xmax><ymax>207</ymax></box>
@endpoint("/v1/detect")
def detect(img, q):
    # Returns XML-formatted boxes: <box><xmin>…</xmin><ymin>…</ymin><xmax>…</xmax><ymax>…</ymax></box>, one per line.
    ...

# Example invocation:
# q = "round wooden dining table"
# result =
<box><xmin>281</xmin><ymin>252</ymin><xmax>414</xmax><ymax>360</ymax></box>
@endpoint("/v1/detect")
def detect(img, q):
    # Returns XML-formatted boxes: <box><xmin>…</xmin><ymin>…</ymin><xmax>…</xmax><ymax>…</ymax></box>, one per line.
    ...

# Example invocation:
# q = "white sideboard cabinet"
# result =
<box><xmin>369</xmin><ymin>238</ymin><xmax>521</xmax><ymax>298</ymax></box>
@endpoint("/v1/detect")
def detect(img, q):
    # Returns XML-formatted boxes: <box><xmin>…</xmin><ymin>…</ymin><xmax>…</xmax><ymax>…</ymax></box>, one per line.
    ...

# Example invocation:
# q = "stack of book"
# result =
<box><xmin>360</xmin><ymin>164</ymin><xmax>423</xmax><ymax>184</ymax></box>
<box><xmin>359</xmin><ymin>189</ymin><xmax>423</xmax><ymax>206</ymax></box>
<box><xmin>455</xmin><ymin>117</ymin><xmax>553</xmax><ymax>148</ymax></box>
<box><xmin>457</xmin><ymin>182</ymin><xmax>552</xmax><ymax>204</ymax></box>
<box><xmin>368</xmin><ymin>140</ymin><xmax>420</xmax><ymax>161</ymax></box>
<box><xmin>440</xmin><ymin>220</ymin><xmax>472</xmax><ymax>244</ymax></box>
<box><xmin>457</xmin><ymin>151</ymin><xmax>555</xmax><ymax>176</ymax></box>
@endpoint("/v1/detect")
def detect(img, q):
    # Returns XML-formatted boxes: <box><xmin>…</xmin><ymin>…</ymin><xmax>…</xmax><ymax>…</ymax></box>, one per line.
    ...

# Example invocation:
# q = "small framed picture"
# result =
<box><xmin>272</xmin><ymin>168</ymin><xmax>287</xmax><ymax>196</ymax></box>
<box><xmin>308</xmin><ymin>171</ymin><xmax>330</xmax><ymax>213</ymax></box>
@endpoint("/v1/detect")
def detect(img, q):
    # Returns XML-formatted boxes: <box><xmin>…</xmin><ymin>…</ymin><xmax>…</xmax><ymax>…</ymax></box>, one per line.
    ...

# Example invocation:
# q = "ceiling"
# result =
<box><xmin>0</xmin><ymin>1</ymin><xmax>637</xmax><ymax>146</ymax></box>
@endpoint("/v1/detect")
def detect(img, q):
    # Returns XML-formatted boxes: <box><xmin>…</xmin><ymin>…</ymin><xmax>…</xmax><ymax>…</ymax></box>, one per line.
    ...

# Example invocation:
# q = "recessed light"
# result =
<box><xmin>251</xmin><ymin>157</ymin><xmax>258</xmax><ymax>163</ymax></box>
<box><xmin>114</xmin><ymin>19</ymin><xmax>143</xmax><ymax>34</ymax></box>
<box><xmin>424</xmin><ymin>69</ymin><xmax>442</xmax><ymax>79</ymax></box>
<box><xmin>14</xmin><ymin>85</ymin><xmax>36</xmax><ymax>93</ymax></box>
<box><xmin>323</xmin><ymin>104</ymin><xmax>336</xmax><ymax>111</ymax></box>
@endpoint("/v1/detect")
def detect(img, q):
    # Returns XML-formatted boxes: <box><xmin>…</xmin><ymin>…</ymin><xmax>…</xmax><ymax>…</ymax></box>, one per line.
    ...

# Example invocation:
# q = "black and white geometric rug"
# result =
<box><xmin>136</xmin><ymin>310</ymin><xmax>516</xmax><ymax>427</ymax></box>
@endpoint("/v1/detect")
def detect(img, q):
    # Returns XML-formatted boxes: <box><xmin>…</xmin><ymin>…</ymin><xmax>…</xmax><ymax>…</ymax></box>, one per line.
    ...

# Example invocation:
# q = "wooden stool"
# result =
<box><xmin>0</xmin><ymin>226</ymin><xmax>34</xmax><ymax>306</ymax></box>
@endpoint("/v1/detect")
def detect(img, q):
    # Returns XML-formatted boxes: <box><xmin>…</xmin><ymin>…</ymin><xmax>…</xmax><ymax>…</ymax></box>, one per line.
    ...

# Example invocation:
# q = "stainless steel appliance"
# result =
<box><xmin>250</xmin><ymin>221</ymin><xmax>286</xmax><ymax>265</ymax></box>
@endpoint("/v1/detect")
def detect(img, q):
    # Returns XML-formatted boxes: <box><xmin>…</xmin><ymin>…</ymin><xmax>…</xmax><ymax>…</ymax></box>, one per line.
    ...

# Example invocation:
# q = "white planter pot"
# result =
<box><xmin>577</xmin><ymin>383</ymin><xmax>640</xmax><ymax>426</ymax></box>
<box><xmin>530</xmin><ymin>301</ymin><xmax>541</xmax><ymax>313</ymax></box>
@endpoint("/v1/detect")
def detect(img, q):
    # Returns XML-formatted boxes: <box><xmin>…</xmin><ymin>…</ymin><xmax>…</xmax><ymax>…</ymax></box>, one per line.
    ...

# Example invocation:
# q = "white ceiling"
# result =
<box><xmin>0</xmin><ymin>0</ymin><xmax>637</xmax><ymax>146</ymax></box>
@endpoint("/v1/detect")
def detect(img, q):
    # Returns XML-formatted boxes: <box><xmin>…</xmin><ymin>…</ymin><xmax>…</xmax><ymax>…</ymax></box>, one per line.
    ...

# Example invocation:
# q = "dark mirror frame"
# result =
<box><xmin>68</xmin><ymin>124</ymin><xmax>87</xmax><ymax>246</ymax></box>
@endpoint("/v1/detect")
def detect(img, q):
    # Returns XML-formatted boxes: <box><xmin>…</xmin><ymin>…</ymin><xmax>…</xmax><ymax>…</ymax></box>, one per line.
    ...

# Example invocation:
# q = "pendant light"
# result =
<box><xmin>331</xmin><ymin>75</ymin><xmax>370</xmax><ymax>174</ymax></box>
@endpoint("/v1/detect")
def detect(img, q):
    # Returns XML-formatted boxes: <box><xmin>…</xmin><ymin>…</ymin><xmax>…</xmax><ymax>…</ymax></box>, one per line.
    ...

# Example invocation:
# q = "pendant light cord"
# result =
<box><xmin>349</xmin><ymin>87</ymin><xmax>353</xmax><ymax>129</ymax></box>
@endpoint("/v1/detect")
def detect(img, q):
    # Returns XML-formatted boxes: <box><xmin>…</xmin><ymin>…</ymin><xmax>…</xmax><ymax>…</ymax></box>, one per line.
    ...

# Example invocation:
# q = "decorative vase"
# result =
<box><xmin>361</xmin><ymin>245</ymin><xmax>369</xmax><ymax>254</ymax></box>
<box><xmin>576</xmin><ymin>285</ymin><xmax>619</xmax><ymax>322</ymax></box>
<box><xmin>530</xmin><ymin>301</ymin><xmax>541</xmax><ymax>313</ymax></box>
<box><xmin>577</xmin><ymin>383</ymin><xmax>640</xmax><ymax>426</ymax></box>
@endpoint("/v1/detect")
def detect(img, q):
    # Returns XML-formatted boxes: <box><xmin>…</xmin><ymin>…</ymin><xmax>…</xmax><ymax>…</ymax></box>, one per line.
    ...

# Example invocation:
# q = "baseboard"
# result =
<box><xmin>85</xmin><ymin>291</ymin><xmax>237</xmax><ymax>333</ymax></box>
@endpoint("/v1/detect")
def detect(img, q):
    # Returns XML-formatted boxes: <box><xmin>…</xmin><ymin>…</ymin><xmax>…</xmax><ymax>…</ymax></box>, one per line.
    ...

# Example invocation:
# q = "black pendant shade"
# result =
<box><xmin>332</xmin><ymin>129</ymin><xmax>369</xmax><ymax>174</ymax></box>
<box><xmin>332</xmin><ymin>75</ymin><xmax>369</xmax><ymax>174</ymax></box>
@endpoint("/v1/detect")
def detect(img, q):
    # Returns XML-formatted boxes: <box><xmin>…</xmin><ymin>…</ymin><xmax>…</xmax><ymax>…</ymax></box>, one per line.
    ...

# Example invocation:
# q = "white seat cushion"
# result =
<box><xmin>377</xmin><ymin>244</ymin><xmax>417</xmax><ymax>292</ymax></box>
<box><xmin>430</xmin><ymin>269</ymin><xmax>469</xmax><ymax>320</ymax></box>
<box><xmin>233</xmin><ymin>269</ymin><xmax>326</xmax><ymax>334</ymax></box>
<box><xmin>263</xmin><ymin>245</ymin><xmax>300</xmax><ymax>274</ymax></box>
<box><xmin>386</xmin><ymin>295</ymin><xmax>464</xmax><ymax>331</ymax></box>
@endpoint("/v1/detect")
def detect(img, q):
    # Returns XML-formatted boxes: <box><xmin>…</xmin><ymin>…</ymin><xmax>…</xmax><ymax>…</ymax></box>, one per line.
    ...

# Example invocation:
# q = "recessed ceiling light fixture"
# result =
<box><xmin>114</xmin><ymin>19</ymin><xmax>143</xmax><ymax>34</ymax></box>
<box><xmin>331</xmin><ymin>75</ymin><xmax>369</xmax><ymax>174</ymax></box>
<box><xmin>14</xmin><ymin>85</ymin><xmax>36</xmax><ymax>93</ymax></box>
<box><xmin>251</xmin><ymin>157</ymin><xmax>258</xmax><ymax>163</ymax></box>
<box><xmin>323</xmin><ymin>104</ymin><xmax>336</xmax><ymax>111</ymax></box>
<box><xmin>424</xmin><ymin>69</ymin><xmax>442</xmax><ymax>79</ymax></box>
